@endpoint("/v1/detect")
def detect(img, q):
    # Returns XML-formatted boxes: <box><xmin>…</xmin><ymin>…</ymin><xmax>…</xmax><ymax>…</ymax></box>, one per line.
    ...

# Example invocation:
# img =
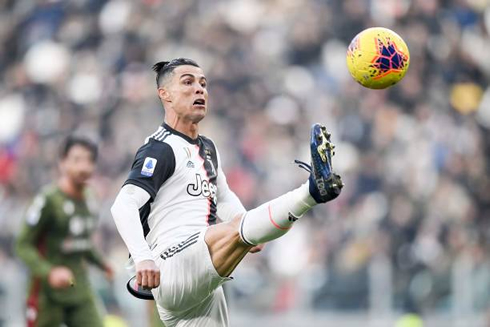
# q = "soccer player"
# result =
<box><xmin>111</xmin><ymin>58</ymin><xmax>343</xmax><ymax>326</ymax></box>
<box><xmin>16</xmin><ymin>136</ymin><xmax>114</xmax><ymax>327</ymax></box>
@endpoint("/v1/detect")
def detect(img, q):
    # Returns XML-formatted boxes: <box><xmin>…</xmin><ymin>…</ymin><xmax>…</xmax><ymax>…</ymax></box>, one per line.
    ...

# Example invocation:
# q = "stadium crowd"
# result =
<box><xmin>0</xmin><ymin>0</ymin><xmax>489</xmax><ymax>325</ymax></box>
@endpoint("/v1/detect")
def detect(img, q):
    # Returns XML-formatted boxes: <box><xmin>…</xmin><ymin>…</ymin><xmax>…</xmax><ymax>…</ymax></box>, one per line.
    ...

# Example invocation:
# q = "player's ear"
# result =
<box><xmin>158</xmin><ymin>87</ymin><xmax>171</xmax><ymax>102</ymax></box>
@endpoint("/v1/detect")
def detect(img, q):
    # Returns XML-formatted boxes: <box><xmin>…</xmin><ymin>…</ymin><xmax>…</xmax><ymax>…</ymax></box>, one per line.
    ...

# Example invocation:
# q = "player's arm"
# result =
<box><xmin>216</xmin><ymin>166</ymin><xmax>247</xmax><ymax>222</ymax></box>
<box><xmin>111</xmin><ymin>140</ymin><xmax>175</xmax><ymax>288</ymax></box>
<box><xmin>112</xmin><ymin>184</ymin><xmax>160</xmax><ymax>288</ymax></box>
<box><xmin>15</xmin><ymin>195</ymin><xmax>54</xmax><ymax>280</ymax></box>
<box><xmin>17</xmin><ymin>195</ymin><xmax>77</xmax><ymax>288</ymax></box>
<box><xmin>215</xmin><ymin>148</ymin><xmax>247</xmax><ymax>222</ymax></box>
<box><xmin>85</xmin><ymin>245</ymin><xmax>115</xmax><ymax>280</ymax></box>
<box><xmin>85</xmin><ymin>247</ymin><xmax>105</xmax><ymax>269</ymax></box>
<box><xmin>111</xmin><ymin>185</ymin><xmax>153</xmax><ymax>262</ymax></box>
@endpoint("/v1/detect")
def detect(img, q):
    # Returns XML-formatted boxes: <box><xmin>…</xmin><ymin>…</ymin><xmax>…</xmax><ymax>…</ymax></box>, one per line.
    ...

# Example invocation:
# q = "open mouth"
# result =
<box><xmin>193</xmin><ymin>99</ymin><xmax>205</xmax><ymax>106</ymax></box>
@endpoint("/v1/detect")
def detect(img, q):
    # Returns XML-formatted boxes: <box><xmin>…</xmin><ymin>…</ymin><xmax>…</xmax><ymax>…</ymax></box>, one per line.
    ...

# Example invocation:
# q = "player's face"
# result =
<box><xmin>164</xmin><ymin>65</ymin><xmax>208</xmax><ymax>123</ymax></box>
<box><xmin>60</xmin><ymin>145</ymin><xmax>95</xmax><ymax>187</ymax></box>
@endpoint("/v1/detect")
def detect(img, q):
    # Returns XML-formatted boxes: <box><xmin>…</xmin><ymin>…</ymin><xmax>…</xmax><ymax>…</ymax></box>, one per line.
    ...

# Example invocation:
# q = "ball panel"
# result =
<box><xmin>346</xmin><ymin>27</ymin><xmax>410</xmax><ymax>89</ymax></box>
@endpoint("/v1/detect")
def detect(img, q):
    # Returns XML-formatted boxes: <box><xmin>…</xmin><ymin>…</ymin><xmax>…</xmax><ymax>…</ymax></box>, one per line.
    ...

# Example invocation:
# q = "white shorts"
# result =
<box><xmin>151</xmin><ymin>229</ymin><xmax>232</xmax><ymax>327</ymax></box>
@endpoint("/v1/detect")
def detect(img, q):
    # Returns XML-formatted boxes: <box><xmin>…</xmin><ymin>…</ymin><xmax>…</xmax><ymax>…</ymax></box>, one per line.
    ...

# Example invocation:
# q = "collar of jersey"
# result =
<box><xmin>163</xmin><ymin>123</ymin><xmax>199</xmax><ymax>145</ymax></box>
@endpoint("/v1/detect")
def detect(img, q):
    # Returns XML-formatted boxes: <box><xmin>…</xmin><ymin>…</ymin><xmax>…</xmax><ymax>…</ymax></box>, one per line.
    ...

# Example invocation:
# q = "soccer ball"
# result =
<box><xmin>346</xmin><ymin>27</ymin><xmax>410</xmax><ymax>89</ymax></box>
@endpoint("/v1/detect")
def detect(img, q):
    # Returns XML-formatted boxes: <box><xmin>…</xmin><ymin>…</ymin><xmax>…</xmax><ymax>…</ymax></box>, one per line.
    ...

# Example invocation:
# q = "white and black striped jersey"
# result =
<box><xmin>123</xmin><ymin>123</ymin><xmax>245</xmax><ymax>256</ymax></box>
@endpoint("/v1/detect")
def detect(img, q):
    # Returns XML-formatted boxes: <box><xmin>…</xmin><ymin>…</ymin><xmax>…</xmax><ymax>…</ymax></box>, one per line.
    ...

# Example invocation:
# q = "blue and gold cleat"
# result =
<box><xmin>295</xmin><ymin>124</ymin><xmax>343</xmax><ymax>203</ymax></box>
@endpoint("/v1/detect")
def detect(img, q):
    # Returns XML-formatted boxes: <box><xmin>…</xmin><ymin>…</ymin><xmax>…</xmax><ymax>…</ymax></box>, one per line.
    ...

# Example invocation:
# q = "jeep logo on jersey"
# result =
<box><xmin>187</xmin><ymin>173</ymin><xmax>217</xmax><ymax>203</ymax></box>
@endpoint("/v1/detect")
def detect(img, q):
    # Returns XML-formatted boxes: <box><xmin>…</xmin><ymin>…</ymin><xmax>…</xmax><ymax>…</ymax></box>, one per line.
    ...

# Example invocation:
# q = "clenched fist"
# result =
<box><xmin>136</xmin><ymin>259</ymin><xmax>161</xmax><ymax>289</ymax></box>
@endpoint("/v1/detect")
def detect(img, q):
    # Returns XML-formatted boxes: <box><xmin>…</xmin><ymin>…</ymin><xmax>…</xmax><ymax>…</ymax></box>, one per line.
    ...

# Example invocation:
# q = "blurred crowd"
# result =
<box><xmin>1</xmin><ymin>0</ymin><xmax>490</xmax><ymax>325</ymax></box>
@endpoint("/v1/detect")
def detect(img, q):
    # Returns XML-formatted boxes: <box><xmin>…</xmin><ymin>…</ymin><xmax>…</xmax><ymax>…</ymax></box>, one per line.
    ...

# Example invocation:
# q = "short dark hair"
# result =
<box><xmin>60</xmin><ymin>136</ymin><xmax>98</xmax><ymax>161</ymax></box>
<box><xmin>152</xmin><ymin>58</ymin><xmax>200</xmax><ymax>87</ymax></box>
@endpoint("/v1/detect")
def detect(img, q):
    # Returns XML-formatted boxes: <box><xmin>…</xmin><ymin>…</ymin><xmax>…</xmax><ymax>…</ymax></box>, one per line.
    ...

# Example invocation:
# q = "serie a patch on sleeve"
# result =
<box><xmin>141</xmin><ymin>157</ymin><xmax>157</xmax><ymax>177</ymax></box>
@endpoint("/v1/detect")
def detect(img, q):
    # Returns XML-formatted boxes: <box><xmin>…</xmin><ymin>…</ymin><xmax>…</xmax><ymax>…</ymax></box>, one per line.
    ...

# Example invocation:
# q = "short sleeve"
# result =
<box><xmin>123</xmin><ymin>139</ymin><xmax>175</xmax><ymax>199</ymax></box>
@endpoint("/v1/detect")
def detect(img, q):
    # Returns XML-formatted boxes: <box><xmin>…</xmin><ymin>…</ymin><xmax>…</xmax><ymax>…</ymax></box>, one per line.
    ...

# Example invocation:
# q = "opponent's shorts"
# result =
<box><xmin>151</xmin><ymin>228</ymin><xmax>232</xmax><ymax>327</ymax></box>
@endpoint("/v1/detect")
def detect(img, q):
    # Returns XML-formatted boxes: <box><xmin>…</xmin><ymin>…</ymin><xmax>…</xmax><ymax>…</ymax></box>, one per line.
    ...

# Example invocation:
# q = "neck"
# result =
<box><xmin>165</xmin><ymin>116</ymin><xmax>199</xmax><ymax>140</ymax></box>
<box><xmin>58</xmin><ymin>177</ymin><xmax>85</xmax><ymax>200</ymax></box>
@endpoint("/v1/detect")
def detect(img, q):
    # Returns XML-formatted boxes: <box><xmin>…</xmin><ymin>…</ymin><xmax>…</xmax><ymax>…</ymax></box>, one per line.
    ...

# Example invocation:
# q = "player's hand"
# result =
<box><xmin>135</xmin><ymin>259</ymin><xmax>160</xmax><ymax>289</ymax></box>
<box><xmin>249</xmin><ymin>244</ymin><xmax>265</xmax><ymax>253</ymax></box>
<box><xmin>48</xmin><ymin>266</ymin><xmax>75</xmax><ymax>289</ymax></box>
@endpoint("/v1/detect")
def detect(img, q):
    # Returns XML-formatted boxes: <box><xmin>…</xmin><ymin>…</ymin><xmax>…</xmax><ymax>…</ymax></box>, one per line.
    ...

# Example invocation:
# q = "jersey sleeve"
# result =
<box><xmin>123</xmin><ymin>139</ymin><xmax>176</xmax><ymax>200</ymax></box>
<box><xmin>15</xmin><ymin>193</ymin><xmax>54</xmax><ymax>280</ymax></box>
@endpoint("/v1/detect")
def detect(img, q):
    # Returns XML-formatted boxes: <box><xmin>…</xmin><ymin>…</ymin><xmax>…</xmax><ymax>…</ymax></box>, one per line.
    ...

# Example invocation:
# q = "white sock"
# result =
<box><xmin>239</xmin><ymin>182</ymin><xmax>317</xmax><ymax>245</ymax></box>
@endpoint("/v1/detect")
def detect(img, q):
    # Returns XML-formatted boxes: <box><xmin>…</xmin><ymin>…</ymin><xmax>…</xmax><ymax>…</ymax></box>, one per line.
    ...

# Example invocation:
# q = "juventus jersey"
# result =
<box><xmin>124</xmin><ymin>123</ymin><xmax>244</xmax><ymax>255</ymax></box>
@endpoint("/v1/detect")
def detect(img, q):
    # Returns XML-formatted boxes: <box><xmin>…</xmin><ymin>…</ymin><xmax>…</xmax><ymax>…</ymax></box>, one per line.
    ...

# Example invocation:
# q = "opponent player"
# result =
<box><xmin>111</xmin><ymin>58</ymin><xmax>343</xmax><ymax>326</ymax></box>
<box><xmin>16</xmin><ymin>136</ymin><xmax>113</xmax><ymax>327</ymax></box>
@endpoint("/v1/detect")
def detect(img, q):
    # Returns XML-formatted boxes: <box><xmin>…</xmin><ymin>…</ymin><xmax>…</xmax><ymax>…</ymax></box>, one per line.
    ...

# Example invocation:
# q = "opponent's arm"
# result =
<box><xmin>15</xmin><ymin>195</ymin><xmax>54</xmax><ymax>280</ymax></box>
<box><xmin>85</xmin><ymin>246</ymin><xmax>114</xmax><ymax>280</ymax></box>
<box><xmin>111</xmin><ymin>184</ymin><xmax>160</xmax><ymax>288</ymax></box>
<box><xmin>85</xmin><ymin>248</ymin><xmax>105</xmax><ymax>269</ymax></box>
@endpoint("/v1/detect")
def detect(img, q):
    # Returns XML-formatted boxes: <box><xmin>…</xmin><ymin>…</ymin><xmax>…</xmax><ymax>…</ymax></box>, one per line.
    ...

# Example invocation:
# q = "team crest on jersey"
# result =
<box><xmin>204</xmin><ymin>149</ymin><xmax>212</xmax><ymax>161</ymax></box>
<box><xmin>141</xmin><ymin>157</ymin><xmax>157</xmax><ymax>177</ymax></box>
<box><xmin>186</xmin><ymin>161</ymin><xmax>195</xmax><ymax>168</ymax></box>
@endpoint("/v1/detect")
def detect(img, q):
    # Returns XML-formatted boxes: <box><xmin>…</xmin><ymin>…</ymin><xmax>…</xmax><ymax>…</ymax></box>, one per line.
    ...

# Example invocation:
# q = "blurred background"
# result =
<box><xmin>1</xmin><ymin>0</ymin><xmax>490</xmax><ymax>326</ymax></box>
